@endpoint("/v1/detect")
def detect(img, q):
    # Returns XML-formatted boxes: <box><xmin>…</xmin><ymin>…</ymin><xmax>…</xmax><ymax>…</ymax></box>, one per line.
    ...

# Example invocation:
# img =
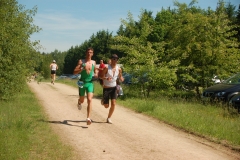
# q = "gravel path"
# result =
<box><xmin>28</xmin><ymin>81</ymin><xmax>240</xmax><ymax>160</ymax></box>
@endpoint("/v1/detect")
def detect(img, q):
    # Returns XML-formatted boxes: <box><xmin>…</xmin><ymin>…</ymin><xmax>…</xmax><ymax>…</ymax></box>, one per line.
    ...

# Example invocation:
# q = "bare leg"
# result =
<box><xmin>53</xmin><ymin>74</ymin><xmax>56</xmax><ymax>84</ymax></box>
<box><xmin>51</xmin><ymin>74</ymin><xmax>53</xmax><ymax>83</ymax></box>
<box><xmin>77</xmin><ymin>95</ymin><xmax>85</xmax><ymax>110</ymax></box>
<box><xmin>79</xmin><ymin>96</ymin><xmax>85</xmax><ymax>104</ymax></box>
<box><xmin>86</xmin><ymin>92</ymin><xmax>93</xmax><ymax>118</ymax></box>
<box><xmin>85</xmin><ymin>92</ymin><xmax>93</xmax><ymax>125</ymax></box>
<box><xmin>108</xmin><ymin>99</ymin><xmax>116</xmax><ymax>118</ymax></box>
<box><xmin>103</xmin><ymin>104</ymin><xmax>109</xmax><ymax>108</ymax></box>
<box><xmin>102</xmin><ymin>89</ymin><xmax>109</xmax><ymax>108</ymax></box>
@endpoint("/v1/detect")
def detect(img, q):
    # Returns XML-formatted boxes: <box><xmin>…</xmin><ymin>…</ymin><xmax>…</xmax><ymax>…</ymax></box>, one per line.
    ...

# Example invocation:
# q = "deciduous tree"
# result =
<box><xmin>0</xmin><ymin>0</ymin><xmax>41</xmax><ymax>100</ymax></box>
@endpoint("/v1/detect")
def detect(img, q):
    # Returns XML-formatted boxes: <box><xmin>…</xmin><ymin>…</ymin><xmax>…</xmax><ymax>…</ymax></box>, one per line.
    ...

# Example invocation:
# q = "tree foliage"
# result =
<box><xmin>28</xmin><ymin>0</ymin><xmax>240</xmax><ymax>99</ymax></box>
<box><xmin>0</xmin><ymin>0</ymin><xmax>41</xmax><ymax>100</ymax></box>
<box><xmin>63</xmin><ymin>30</ymin><xmax>114</xmax><ymax>74</ymax></box>
<box><xmin>166</xmin><ymin>0</ymin><xmax>239</xmax><ymax>96</ymax></box>
<box><xmin>111</xmin><ymin>10</ymin><xmax>179</xmax><ymax>97</ymax></box>
<box><xmin>111</xmin><ymin>0</ymin><xmax>240</xmax><ymax>97</ymax></box>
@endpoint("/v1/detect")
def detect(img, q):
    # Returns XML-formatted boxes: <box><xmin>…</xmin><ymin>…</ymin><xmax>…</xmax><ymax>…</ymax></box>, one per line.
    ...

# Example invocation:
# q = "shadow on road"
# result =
<box><xmin>38</xmin><ymin>119</ymin><xmax>106</xmax><ymax>128</ymax></box>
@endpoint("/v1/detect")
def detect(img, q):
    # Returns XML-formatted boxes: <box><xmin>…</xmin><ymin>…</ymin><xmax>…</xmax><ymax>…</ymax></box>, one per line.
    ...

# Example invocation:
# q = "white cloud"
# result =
<box><xmin>32</xmin><ymin>11</ymin><xmax>121</xmax><ymax>53</ymax></box>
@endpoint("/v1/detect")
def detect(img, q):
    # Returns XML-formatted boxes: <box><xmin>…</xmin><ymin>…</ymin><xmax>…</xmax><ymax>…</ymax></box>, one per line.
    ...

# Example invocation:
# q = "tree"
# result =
<box><xmin>88</xmin><ymin>30</ymin><xmax>114</xmax><ymax>61</ymax></box>
<box><xmin>63</xmin><ymin>30</ymin><xmax>114</xmax><ymax>74</ymax></box>
<box><xmin>166</xmin><ymin>1</ymin><xmax>240</xmax><ymax>96</ymax></box>
<box><xmin>235</xmin><ymin>4</ymin><xmax>240</xmax><ymax>43</ymax></box>
<box><xmin>112</xmin><ymin>10</ymin><xmax>179</xmax><ymax>97</ymax></box>
<box><xmin>0</xmin><ymin>0</ymin><xmax>41</xmax><ymax>100</ymax></box>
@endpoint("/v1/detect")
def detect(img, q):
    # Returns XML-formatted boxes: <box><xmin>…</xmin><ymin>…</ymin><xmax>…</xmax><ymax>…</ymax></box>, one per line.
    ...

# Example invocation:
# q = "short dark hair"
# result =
<box><xmin>86</xmin><ymin>47</ymin><xmax>94</xmax><ymax>52</ymax></box>
<box><xmin>111</xmin><ymin>54</ymin><xmax>119</xmax><ymax>59</ymax></box>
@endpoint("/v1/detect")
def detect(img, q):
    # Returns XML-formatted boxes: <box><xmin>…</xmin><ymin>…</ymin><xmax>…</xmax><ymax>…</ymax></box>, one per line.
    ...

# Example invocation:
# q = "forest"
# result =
<box><xmin>1</xmin><ymin>0</ymin><xmax>240</xmax><ymax>100</ymax></box>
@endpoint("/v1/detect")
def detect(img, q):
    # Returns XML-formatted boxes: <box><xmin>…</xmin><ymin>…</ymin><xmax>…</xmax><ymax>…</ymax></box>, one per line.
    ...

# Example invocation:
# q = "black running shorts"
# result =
<box><xmin>51</xmin><ymin>70</ymin><xmax>56</xmax><ymax>74</ymax></box>
<box><xmin>102</xmin><ymin>87</ymin><xmax>117</xmax><ymax>104</ymax></box>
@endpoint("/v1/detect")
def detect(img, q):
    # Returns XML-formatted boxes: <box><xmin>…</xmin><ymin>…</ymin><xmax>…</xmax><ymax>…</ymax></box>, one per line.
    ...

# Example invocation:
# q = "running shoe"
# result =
<box><xmin>107</xmin><ymin>118</ymin><xmax>112</xmax><ymax>124</ymax></box>
<box><xmin>86</xmin><ymin>118</ymin><xmax>92</xmax><ymax>125</ymax></box>
<box><xmin>78</xmin><ymin>103</ymin><xmax>82</xmax><ymax>110</ymax></box>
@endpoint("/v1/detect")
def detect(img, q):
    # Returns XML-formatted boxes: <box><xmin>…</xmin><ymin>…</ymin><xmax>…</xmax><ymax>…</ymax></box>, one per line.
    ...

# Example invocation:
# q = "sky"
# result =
<box><xmin>17</xmin><ymin>0</ymin><xmax>240</xmax><ymax>53</ymax></box>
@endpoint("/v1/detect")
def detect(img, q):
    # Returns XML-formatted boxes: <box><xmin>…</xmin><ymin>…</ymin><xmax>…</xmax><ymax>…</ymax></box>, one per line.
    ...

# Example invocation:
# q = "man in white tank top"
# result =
<box><xmin>100</xmin><ymin>54</ymin><xmax>124</xmax><ymax>124</ymax></box>
<box><xmin>49</xmin><ymin>60</ymin><xmax>58</xmax><ymax>85</ymax></box>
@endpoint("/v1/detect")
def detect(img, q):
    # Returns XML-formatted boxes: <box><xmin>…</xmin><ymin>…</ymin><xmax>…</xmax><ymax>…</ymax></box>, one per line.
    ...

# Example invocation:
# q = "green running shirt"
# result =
<box><xmin>80</xmin><ymin>63</ymin><xmax>94</xmax><ymax>82</ymax></box>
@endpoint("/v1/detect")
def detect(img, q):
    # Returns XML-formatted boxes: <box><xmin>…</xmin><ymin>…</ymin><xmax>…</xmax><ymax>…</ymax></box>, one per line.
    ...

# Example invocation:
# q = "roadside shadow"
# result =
<box><xmin>38</xmin><ymin>119</ymin><xmax>106</xmax><ymax>128</ymax></box>
<box><xmin>66</xmin><ymin>120</ymin><xmax>107</xmax><ymax>124</ymax></box>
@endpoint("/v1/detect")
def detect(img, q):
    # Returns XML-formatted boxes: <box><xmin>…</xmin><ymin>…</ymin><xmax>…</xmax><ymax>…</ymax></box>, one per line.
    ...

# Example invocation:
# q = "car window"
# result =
<box><xmin>222</xmin><ymin>73</ymin><xmax>240</xmax><ymax>84</ymax></box>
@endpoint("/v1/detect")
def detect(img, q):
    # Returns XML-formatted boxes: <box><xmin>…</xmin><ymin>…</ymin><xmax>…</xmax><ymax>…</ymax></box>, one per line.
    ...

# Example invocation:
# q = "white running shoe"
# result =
<box><xmin>86</xmin><ymin>118</ymin><xmax>92</xmax><ymax>125</ymax></box>
<box><xmin>107</xmin><ymin>118</ymin><xmax>112</xmax><ymax>124</ymax></box>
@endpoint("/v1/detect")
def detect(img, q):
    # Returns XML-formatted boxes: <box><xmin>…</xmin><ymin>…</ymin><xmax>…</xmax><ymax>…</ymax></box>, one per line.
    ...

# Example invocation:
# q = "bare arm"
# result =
<box><xmin>73</xmin><ymin>65</ymin><xmax>81</xmax><ymax>75</ymax></box>
<box><xmin>118</xmin><ymin>68</ymin><xmax>124</xmax><ymax>82</ymax></box>
<box><xmin>73</xmin><ymin>60</ymin><xmax>83</xmax><ymax>75</ymax></box>
<box><xmin>93</xmin><ymin>61</ymin><xmax>98</xmax><ymax>78</ymax></box>
<box><xmin>100</xmin><ymin>67</ymin><xmax>113</xmax><ymax>81</ymax></box>
<box><xmin>100</xmin><ymin>67</ymin><xmax>108</xmax><ymax>80</ymax></box>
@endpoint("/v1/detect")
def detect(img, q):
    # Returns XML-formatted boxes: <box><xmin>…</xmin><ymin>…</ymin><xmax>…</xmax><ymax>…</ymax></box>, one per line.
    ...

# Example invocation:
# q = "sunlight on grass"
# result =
<box><xmin>117</xmin><ymin>95</ymin><xmax>240</xmax><ymax>148</ymax></box>
<box><xmin>0</xmin><ymin>83</ymin><xmax>77</xmax><ymax>160</ymax></box>
<box><xmin>54</xmin><ymin>79</ymin><xmax>240</xmax><ymax>149</ymax></box>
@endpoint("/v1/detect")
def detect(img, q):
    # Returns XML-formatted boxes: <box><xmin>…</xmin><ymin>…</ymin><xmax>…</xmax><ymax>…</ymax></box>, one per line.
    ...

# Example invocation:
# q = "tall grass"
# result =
<box><xmin>118</xmin><ymin>98</ymin><xmax>240</xmax><ymax>145</ymax></box>
<box><xmin>0</xmin><ymin>83</ymin><xmax>77</xmax><ymax>160</ymax></box>
<box><xmin>116</xmin><ymin>86</ymin><xmax>240</xmax><ymax>150</ymax></box>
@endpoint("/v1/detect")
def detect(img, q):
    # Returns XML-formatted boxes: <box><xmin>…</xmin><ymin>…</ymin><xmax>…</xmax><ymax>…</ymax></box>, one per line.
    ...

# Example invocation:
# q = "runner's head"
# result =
<box><xmin>85</xmin><ymin>47</ymin><xmax>94</xmax><ymax>58</ymax></box>
<box><xmin>111</xmin><ymin>54</ymin><xmax>119</xmax><ymax>61</ymax></box>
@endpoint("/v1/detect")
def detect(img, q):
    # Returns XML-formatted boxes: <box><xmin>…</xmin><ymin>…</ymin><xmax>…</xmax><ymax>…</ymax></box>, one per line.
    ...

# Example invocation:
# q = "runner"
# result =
<box><xmin>97</xmin><ymin>59</ymin><xmax>105</xmax><ymax>87</ymax></box>
<box><xmin>73</xmin><ymin>47</ymin><xmax>98</xmax><ymax>125</ymax></box>
<box><xmin>49</xmin><ymin>60</ymin><xmax>58</xmax><ymax>85</ymax></box>
<box><xmin>100</xmin><ymin>54</ymin><xmax>124</xmax><ymax>124</ymax></box>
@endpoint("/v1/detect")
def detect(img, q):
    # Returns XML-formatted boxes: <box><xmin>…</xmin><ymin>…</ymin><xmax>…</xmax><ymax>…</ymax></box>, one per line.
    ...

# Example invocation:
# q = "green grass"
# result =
<box><xmin>56</xmin><ymin>79</ymin><xmax>240</xmax><ymax>150</ymax></box>
<box><xmin>116</xmin><ymin>94</ymin><xmax>240</xmax><ymax>151</ymax></box>
<box><xmin>3</xmin><ymin>78</ymin><xmax>238</xmax><ymax>159</ymax></box>
<box><xmin>119</xmin><ymin>98</ymin><xmax>239</xmax><ymax>143</ymax></box>
<box><xmin>55</xmin><ymin>79</ymin><xmax>240</xmax><ymax>150</ymax></box>
<box><xmin>0</xmin><ymin>83</ymin><xmax>78</xmax><ymax>160</ymax></box>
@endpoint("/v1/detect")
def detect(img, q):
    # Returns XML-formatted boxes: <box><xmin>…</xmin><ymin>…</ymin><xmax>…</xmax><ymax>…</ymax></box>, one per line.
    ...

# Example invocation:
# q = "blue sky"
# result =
<box><xmin>17</xmin><ymin>0</ymin><xmax>239</xmax><ymax>53</ymax></box>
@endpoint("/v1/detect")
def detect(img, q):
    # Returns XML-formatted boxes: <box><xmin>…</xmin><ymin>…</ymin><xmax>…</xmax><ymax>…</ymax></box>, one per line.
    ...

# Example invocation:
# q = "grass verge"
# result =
<box><xmin>0</xmin><ymin>83</ymin><xmax>77</xmax><ymax>160</ymax></box>
<box><xmin>117</xmin><ymin>98</ymin><xmax>240</xmax><ymax>149</ymax></box>
<box><xmin>53</xmin><ymin>79</ymin><xmax>240</xmax><ymax>151</ymax></box>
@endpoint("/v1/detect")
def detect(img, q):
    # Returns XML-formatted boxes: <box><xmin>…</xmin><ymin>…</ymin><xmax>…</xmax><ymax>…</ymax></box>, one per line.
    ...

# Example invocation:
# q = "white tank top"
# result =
<box><xmin>103</xmin><ymin>65</ymin><xmax>119</xmax><ymax>87</ymax></box>
<box><xmin>51</xmin><ymin>64</ymin><xmax>57</xmax><ymax>70</ymax></box>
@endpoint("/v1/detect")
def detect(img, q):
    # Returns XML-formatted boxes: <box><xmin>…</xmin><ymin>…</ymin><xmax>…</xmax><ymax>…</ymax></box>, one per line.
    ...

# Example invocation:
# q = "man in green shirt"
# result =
<box><xmin>73</xmin><ymin>47</ymin><xmax>98</xmax><ymax>125</ymax></box>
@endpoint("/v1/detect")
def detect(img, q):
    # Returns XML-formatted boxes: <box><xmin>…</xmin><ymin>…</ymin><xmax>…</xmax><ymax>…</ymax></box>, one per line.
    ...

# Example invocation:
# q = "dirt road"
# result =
<box><xmin>28</xmin><ymin>81</ymin><xmax>240</xmax><ymax>160</ymax></box>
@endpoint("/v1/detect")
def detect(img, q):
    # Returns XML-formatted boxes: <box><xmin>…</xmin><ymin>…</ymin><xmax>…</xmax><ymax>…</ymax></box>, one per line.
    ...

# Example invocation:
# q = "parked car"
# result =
<box><xmin>229</xmin><ymin>94</ymin><xmax>240</xmax><ymax>113</ymax></box>
<box><xmin>57</xmin><ymin>74</ymin><xmax>79</xmax><ymax>80</ymax></box>
<box><xmin>202</xmin><ymin>72</ymin><xmax>240</xmax><ymax>103</ymax></box>
<box><xmin>122</xmin><ymin>73</ymin><xmax>132</xmax><ymax>84</ymax></box>
<box><xmin>69</xmin><ymin>74</ymin><xmax>79</xmax><ymax>79</ymax></box>
<box><xmin>57</xmin><ymin>74</ymin><xmax>71</xmax><ymax>80</ymax></box>
<box><xmin>122</xmin><ymin>72</ymin><xmax>148</xmax><ymax>85</ymax></box>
